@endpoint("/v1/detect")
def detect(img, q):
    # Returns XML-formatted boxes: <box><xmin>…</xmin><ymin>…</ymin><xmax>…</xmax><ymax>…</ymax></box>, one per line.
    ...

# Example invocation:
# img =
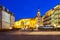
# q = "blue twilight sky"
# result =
<box><xmin>0</xmin><ymin>0</ymin><xmax>60</xmax><ymax>21</ymax></box>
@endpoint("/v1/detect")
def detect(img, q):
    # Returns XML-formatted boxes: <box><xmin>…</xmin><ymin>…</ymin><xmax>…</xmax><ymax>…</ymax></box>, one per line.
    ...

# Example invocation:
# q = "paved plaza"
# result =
<box><xmin>0</xmin><ymin>31</ymin><xmax>60</xmax><ymax>40</ymax></box>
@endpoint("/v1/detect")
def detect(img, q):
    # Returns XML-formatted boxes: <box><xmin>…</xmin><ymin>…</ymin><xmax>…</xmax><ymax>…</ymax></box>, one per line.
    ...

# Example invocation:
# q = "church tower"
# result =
<box><xmin>36</xmin><ymin>8</ymin><xmax>41</xmax><ymax>27</ymax></box>
<box><xmin>37</xmin><ymin>8</ymin><xmax>40</xmax><ymax>17</ymax></box>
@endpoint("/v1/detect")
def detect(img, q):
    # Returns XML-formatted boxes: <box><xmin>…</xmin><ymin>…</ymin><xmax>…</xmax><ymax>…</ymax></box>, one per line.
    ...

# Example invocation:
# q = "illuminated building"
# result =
<box><xmin>0</xmin><ymin>5</ymin><xmax>15</xmax><ymax>30</ymax></box>
<box><xmin>51</xmin><ymin>4</ymin><xmax>60</xmax><ymax>28</ymax></box>
<box><xmin>14</xmin><ymin>4</ymin><xmax>60</xmax><ymax>29</ymax></box>
<box><xmin>30</xmin><ymin>18</ymin><xmax>37</xmax><ymax>28</ymax></box>
<box><xmin>43</xmin><ymin>4</ymin><xmax>60</xmax><ymax>28</ymax></box>
<box><xmin>40</xmin><ymin>16</ymin><xmax>43</xmax><ymax>26</ymax></box>
<box><xmin>14</xmin><ymin>8</ymin><xmax>43</xmax><ymax>29</ymax></box>
<box><xmin>43</xmin><ymin>9</ymin><xmax>54</xmax><ymax>26</ymax></box>
<box><xmin>14</xmin><ymin>4</ymin><xmax>60</xmax><ymax>30</ymax></box>
<box><xmin>19</xmin><ymin>18</ymin><xmax>30</xmax><ymax>29</ymax></box>
<box><xmin>36</xmin><ymin>9</ymin><xmax>41</xmax><ymax>27</ymax></box>
<box><xmin>10</xmin><ymin>13</ymin><xmax>15</xmax><ymax>29</ymax></box>
<box><xmin>14</xmin><ymin>21</ymin><xmax>20</xmax><ymax>28</ymax></box>
<box><xmin>14</xmin><ymin>18</ymin><xmax>30</xmax><ymax>29</ymax></box>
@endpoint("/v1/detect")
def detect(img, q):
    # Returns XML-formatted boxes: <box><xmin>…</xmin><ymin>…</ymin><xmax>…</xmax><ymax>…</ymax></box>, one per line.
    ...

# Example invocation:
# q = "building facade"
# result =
<box><xmin>0</xmin><ymin>5</ymin><xmax>15</xmax><ymax>30</ymax></box>
<box><xmin>14</xmin><ymin>8</ymin><xmax>43</xmax><ymax>29</ymax></box>
<box><xmin>10</xmin><ymin>13</ymin><xmax>15</xmax><ymax>28</ymax></box>
<box><xmin>36</xmin><ymin>9</ymin><xmax>41</xmax><ymax>27</ymax></box>
<box><xmin>14</xmin><ymin>4</ymin><xmax>60</xmax><ymax>29</ymax></box>
<box><xmin>43</xmin><ymin>9</ymin><xmax>54</xmax><ymax>26</ymax></box>
<box><xmin>51</xmin><ymin>4</ymin><xmax>60</xmax><ymax>28</ymax></box>
<box><xmin>43</xmin><ymin>4</ymin><xmax>60</xmax><ymax>28</ymax></box>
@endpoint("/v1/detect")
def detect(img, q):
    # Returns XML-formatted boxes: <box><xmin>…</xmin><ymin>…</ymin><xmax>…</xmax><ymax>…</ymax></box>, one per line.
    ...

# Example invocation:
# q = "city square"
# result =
<box><xmin>0</xmin><ymin>0</ymin><xmax>60</xmax><ymax>40</ymax></box>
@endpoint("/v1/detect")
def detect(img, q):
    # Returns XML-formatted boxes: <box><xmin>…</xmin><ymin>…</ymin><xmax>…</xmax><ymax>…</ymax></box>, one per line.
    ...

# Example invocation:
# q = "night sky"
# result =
<box><xmin>0</xmin><ymin>0</ymin><xmax>60</xmax><ymax>21</ymax></box>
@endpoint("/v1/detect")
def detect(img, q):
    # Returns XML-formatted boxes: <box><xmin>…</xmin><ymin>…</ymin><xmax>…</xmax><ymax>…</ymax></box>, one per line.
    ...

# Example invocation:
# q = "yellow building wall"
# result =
<box><xmin>40</xmin><ymin>17</ymin><xmax>43</xmax><ymax>26</ymax></box>
<box><xmin>30</xmin><ymin>18</ymin><xmax>37</xmax><ymax>28</ymax></box>
<box><xmin>14</xmin><ymin>18</ymin><xmax>38</xmax><ymax>29</ymax></box>
<box><xmin>45</xmin><ymin>9</ymin><xmax>54</xmax><ymax>16</ymax></box>
<box><xmin>14</xmin><ymin>21</ymin><xmax>21</xmax><ymax>28</ymax></box>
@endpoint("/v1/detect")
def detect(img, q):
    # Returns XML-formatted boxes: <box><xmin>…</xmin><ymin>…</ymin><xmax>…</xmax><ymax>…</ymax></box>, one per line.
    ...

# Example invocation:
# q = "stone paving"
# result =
<box><xmin>0</xmin><ymin>31</ymin><xmax>60</xmax><ymax>40</ymax></box>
